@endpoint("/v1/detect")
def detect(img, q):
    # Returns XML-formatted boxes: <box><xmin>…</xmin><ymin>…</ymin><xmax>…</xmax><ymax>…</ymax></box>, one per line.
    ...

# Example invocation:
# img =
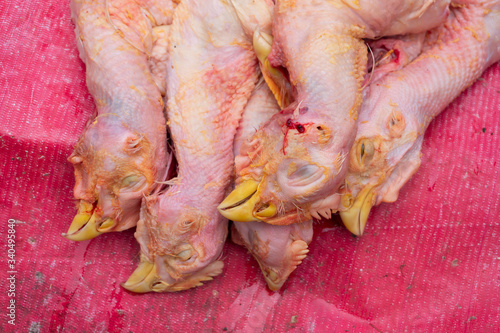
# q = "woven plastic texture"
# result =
<box><xmin>0</xmin><ymin>0</ymin><xmax>499</xmax><ymax>332</ymax></box>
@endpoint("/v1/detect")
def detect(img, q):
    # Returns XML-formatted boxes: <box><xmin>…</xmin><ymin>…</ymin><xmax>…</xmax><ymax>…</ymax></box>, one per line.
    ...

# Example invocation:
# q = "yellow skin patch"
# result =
<box><xmin>277</xmin><ymin>0</ymin><xmax>296</xmax><ymax>13</ymax></box>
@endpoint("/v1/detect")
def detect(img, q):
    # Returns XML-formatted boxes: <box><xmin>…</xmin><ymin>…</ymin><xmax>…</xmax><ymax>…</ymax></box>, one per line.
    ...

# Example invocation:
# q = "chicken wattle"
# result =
<box><xmin>63</xmin><ymin>0</ymin><xmax>176</xmax><ymax>241</ymax></box>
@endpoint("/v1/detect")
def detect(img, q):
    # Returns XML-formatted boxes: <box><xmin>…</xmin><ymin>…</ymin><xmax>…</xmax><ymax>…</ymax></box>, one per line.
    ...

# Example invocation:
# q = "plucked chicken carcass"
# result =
<box><xmin>233</xmin><ymin>81</ymin><xmax>313</xmax><ymax>291</ymax></box>
<box><xmin>227</xmin><ymin>1</ymin><xmax>313</xmax><ymax>291</ymax></box>
<box><xmin>219</xmin><ymin>0</ymin><xmax>453</xmax><ymax>225</ymax></box>
<box><xmin>63</xmin><ymin>0</ymin><xmax>177</xmax><ymax>241</ymax></box>
<box><xmin>122</xmin><ymin>0</ymin><xmax>261</xmax><ymax>293</ymax></box>
<box><xmin>339</xmin><ymin>0</ymin><xmax>500</xmax><ymax>236</ymax></box>
<box><xmin>65</xmin><ymin>0</ymin><xmax>500</xmax><ymax>294</ymax></box>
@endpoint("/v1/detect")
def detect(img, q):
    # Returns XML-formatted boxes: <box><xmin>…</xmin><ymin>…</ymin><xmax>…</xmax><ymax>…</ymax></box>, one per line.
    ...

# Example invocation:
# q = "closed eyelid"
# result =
<box><xmin>288</xmin><ymin>164</ymin><xmax>324</xmax><ymax>187</ymax></box>
<box><xmin>289</xmin><ymin>164</ymin><xmax>319</xmax><ymax>179</ymax></box>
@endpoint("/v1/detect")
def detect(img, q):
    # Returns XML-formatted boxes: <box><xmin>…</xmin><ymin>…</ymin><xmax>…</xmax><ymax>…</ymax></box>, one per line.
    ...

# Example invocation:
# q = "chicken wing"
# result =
<box><xmin>63</xmin><ymin>0</ymin><xmax>176</xmax><ymax>241</ymax></box>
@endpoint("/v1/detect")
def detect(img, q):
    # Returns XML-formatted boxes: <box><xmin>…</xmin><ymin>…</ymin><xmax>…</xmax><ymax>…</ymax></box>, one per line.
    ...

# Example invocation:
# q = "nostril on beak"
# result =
<box><xmin>97</xmin><ymin>218</ymin><xmax>115</xmax><ymax>232</ymax></box>
<box><xmin>341</xmin><ymin>193</ymin><xmax>354</xmax><ymax>209</ymax></box>
<box><xmin>256</xmin><ymin>203</ymin><xmax>269</xmax><ymax>213</ymax></box>
<box><xmin>254</xmin><ymin>202</ymin><xmax>277</xmax><ymax>219</ymax></box>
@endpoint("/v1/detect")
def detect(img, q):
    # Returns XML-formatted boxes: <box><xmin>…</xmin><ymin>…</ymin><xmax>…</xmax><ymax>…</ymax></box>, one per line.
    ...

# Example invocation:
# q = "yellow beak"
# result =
<box><xmin>253</xmin><ymin>30</ymin><xmax>292</xmax><ymax>108</ymax></box>
<box><xmin>218</xmin><ymin>180</ymin><xmax>277</xmax><ymax>222</ymax></box>
<box><xmin>62</xmin><ymin>200</ymin><xmax>117</xmax><ymax>241</ymax></box>
<box><xmin>339</xmin><ymin>187</ymin><xmax>376</xmax><ymax>236</ymax></box>
<box><xmin>121</xmin><ymin>255</ymin><xmax>169</xmax><ymax>293</ymax></box>
<box><xmin>62</xmin><ymin>201</ymin><xmax>103</xmax><ymax>241</ymax></box>
<box><xmin>262</xmin><ymin>269</ymin><xmax>283</xmax><ymax>292</ymax></box>
<box><xmin>97</xmin><ymin>218</ymin><xmax>116</xmax><ymax>232</ymax></box>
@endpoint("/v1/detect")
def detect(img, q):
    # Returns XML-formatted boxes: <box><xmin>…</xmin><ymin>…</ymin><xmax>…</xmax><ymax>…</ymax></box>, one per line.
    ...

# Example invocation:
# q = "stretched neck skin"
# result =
<box><xmin>129</xmin><ymin>0</ymin><xmax>259</xmax><ymax>291</ymax></box>
<box><xmin>271</xmin><ymin>0</ymin><xmax>452</xmax><ymax>120</ymax></box>
<box><xmin>163</xmin><ymin>8</ymin><xmax>259</xmax><ymax>214</ymax></box>
<box><xmin>164</xmin><ymin>0</ymin><xmax>258</xmax><ymax>226</ymax></box>
<box><xmin>269</xmin><ymin>0</ymin><xmax>451</xmax><ymax>193</ymax></box>
<box><xmin>74</xmin><ymin>0</ymin><xmax>174</xmax><ymax>128</ymax></box>
<box><xmin>72</xmin><ymin>0</ymin><xmax>171</xmax><ymax>158</ymax></box>
<box><xmin>342</xmin><ymin>2</ymin><xmax>500</xmax><ymax>228</ymax></box>
<box><xmin>271</xmin><ymin>0</ymin><xmax>452</xmax><ymax>113</ymax></box>
<box><xmin>360</xmin><ymin>4</ymin><xmax>500</xmax><ymax>142</ymax></box>
<box><xmin>270</xmin><ymin>2</ymin><xmax>367</xmax><ymax>193</ymax></box>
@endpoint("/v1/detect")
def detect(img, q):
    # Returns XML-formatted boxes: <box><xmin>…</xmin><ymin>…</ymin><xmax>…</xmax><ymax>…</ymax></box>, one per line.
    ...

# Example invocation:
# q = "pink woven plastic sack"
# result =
<box><xmin>1</xmin><ymin>0</ymin><xmax>499</xmax><ymax>331</ymax></box>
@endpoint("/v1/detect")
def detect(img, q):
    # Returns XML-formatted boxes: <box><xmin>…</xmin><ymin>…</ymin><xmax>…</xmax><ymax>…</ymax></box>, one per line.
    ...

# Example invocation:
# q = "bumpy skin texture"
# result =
<box><xmin>340</xmin><ymin>0</ymin><xmax>500</xmax><ymax>234</ymax></box>
<box><xmin>227</xmin><ymin>0</ymin><xmax>452</xmax><ymax>225</ymax></box>
<box><xmin>129</xmin><ymin>0</ymin><xmax>259</xmax><ymax>292</ymax></box>
<box><xmin>233</xmin><ymin>83</ymin><xmax>313</xmax><ymax>291</ymax></box>
<box><xmin>65</xmin><ymin>0</ymin><xmax>176</xmax><ymax>239</ymax></box>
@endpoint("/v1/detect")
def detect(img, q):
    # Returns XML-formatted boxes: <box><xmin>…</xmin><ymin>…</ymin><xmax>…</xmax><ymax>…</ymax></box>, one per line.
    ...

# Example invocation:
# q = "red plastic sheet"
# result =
<box><xmin>1</xmin><ymin>1</ymin><xmax>499</xmax><ymax>332</ymax></box>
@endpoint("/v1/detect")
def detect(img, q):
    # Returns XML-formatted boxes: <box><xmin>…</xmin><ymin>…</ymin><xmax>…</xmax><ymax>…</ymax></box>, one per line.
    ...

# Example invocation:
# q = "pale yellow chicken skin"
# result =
<box><xmin>64</xmin><ymin>0</ymin><xmax>176</xmax><ymax>241</ymax></box>
<box><xmin>340</xmin><ymin>0</ymin><xmax>500</xmax><ymax>235</ymax></box>
<box><xmin>221</xmin><ymin>0</ymin><xmax>453</xmax><ymax>226</ymax></box>
<box><xmin>123</xmin><ymin>0</ymin><xmax>262</xmax><ymax>293</ymax></box>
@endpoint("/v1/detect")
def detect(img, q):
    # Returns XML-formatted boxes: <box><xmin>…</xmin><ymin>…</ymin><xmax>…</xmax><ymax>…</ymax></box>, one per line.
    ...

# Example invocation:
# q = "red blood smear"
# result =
<box><xmin>393</xmin><ymin>48</ymin><xmax>400</xmax><ymax>65</ymax></box>
<box><xmin>282</xmin><ymin>119</ymin><xmax>309</xmax><ymax>154</ymax></box>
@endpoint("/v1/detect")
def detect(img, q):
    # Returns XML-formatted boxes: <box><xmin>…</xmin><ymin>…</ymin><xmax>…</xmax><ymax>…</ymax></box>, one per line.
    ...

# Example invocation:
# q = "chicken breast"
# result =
<box><xmin>232</xmin><ymin>82</ymin><xmax>313</xmax><ymax>291</ymax></box>
<box><xmin>220</xmin><ymin>0</ymin><xmax>452</xmax><ymax>225</ymax></box>
<box><xmin>123</xmin><ymin>0</ymin><xmax>259</xmax><ymax>293</ymax></box>
<box><xmin>340</xmin><ymin>0</ymin><xmax>500</xmax><ymax>235</ymax></box>
<box><xmin>63</xmin><ymin>0</ymin><xmax>176</xmax><ymax>241</ymax></box>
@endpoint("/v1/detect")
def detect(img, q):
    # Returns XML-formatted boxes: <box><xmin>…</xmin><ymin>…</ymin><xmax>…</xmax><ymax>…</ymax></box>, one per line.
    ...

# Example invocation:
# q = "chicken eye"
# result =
<box><xmin>177</xmin><ymin>249</ymin><xmax>193</xmax><ymax>261</ymax></box>
<box><xmin>288</xmin><ymin>164</ymin><xmax>324</xmax><ymax>187</ymax></box>
<box><xmin>341</xmin><ymin>192</ymin><xmax>354</xmax><ymax>209</ymax></box>
<box><xmin>357</xmin><ymin>140</ymin><xmax>374</xmax><ymax>166</ymax></box>
<box><xmin>122</xmin><ymin>175</ymin><xmax>139</xmax><ymax>187</ymax></box>
<box><xmin>290</xmin><ymin>165</ymin><xmax>318</xmax><ymax>180</ymax></box>
<box><xmin>120</xmin><ymin>174</ymin><xmax>146</xmax><ymax>192</ymax></box>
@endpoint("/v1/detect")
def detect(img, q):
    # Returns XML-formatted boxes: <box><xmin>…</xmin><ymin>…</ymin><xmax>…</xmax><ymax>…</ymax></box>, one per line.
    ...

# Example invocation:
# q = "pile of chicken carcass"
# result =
<box><xmin>63</xmin><ymin>0</ymin><xmax>500</xmax><ymax>292</ymax></box>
